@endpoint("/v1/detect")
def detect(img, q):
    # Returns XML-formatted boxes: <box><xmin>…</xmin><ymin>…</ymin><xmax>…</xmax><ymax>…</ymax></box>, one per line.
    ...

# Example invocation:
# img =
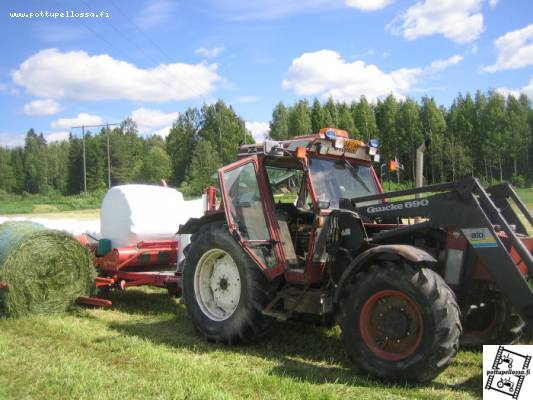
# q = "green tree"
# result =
<box><xmin>199</xmin><ymin>100</ymin><xmax>251</xmax><ymax>164</ymax></box>
<box><xmin>67</xmin><ymin>136</ymin><xmax>83</xmax><ymax>194</ymax></box>
<box><xmin>337</xmin><ymin>103</ymin><xmax>357</xmax><ymax>135</ymax></box>
<box><xmin>397</xmin><ymin>98</ymin><xmax>422</xmax><ymax>182</ymax></box>
<box><xmin>270</xmin><ymin>102</ymin><xmax>290</xmax><ymax>140</ymax></box>
<box><xmin>483</xmin><ymin>91</ymin><xmax>509</xmax><ymax>182</ymax></box>
<box><xmin>0</xmin><ymin>147</ymin><xmax>16</xmax><ymax>192</ymax></box>
<box><xmin>23</xmin><ymin>129</ymin><xmax>47</xmax><ymax>193</ymax></box>
<box><xmin>166</xmin><ymin>108</ymin><xmax>200</xmax><ymax>186</ymax></box>
<box><xmin>324</xmin><ymin>97</ymin><xmax>338</xmax><ymax>127</ymax></box>
<box><xmin>353</xmin><ymin>96</ymin><xmax>378</xmax><ymax>141</ymax></box>
<box><xmin>9</xmin><ymin>148</ymin><xmax>25</xmax><ymax>193</ymax></box>
<box><xmin>506</xmin><ymin>94</ymin><xmax>530</xmax><ymax>176</ymax></box>
<box><xmin>136</xmin><ymin>147</ymin><xmax>172</xmax><ymax>184</ymax></box>
<box><xmin>182</xmin><ymin>140</ymin><xmax>222</xmax><ymax>196</ymax></box>
<box><xmin>287</xmin><ymin>99</ymin><xmax>312</xmax><ymax>137</ymax></box>
<box><xmin>84</xmin><ymin>133</ymin><xmax>106</xmax><ymax>191</ymax></box>
<box><xmin>376</xmin><ymin>95</ymin><xmax>399</xmax><ymax>169</ymax></box>
<box><xmin>420</xmin><ymin>96</ymin><xmax>447</xmax><ymax>183</ymax></box>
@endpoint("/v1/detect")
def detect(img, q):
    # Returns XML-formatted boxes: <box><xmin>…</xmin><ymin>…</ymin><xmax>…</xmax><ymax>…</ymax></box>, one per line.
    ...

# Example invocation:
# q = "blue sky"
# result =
<box><xmin>1</xmin><ymin>0</ymin><xmax>532</xmax><ymax>146</ymax></box>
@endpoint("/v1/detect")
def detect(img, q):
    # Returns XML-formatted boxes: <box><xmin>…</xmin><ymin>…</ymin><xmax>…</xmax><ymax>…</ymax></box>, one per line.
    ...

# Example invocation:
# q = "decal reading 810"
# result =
<box><xmin>461</xmin><ymin>228</ymin><xmax>499</xmax><ymax>248</ymax></box>
<box><xmin>366</xmin><ymin>199</ymin><xmax>429</xmax><ymax>214</ymax></box>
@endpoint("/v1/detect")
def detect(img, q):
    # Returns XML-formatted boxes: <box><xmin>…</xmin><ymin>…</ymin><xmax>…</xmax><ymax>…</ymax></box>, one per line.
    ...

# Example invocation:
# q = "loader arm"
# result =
<box><xmin>342</xmin><ymin>177</ymin><xmax>533</xmax><ymax>328</ymax></box>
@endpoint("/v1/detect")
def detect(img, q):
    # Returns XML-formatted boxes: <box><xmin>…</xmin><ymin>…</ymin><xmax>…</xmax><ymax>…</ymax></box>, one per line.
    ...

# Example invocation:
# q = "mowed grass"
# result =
<box><xmin>0</xmin><ymin>191</ymin><xmax>104</xmax><ymax>215</ymax></box>
<box><xmin>0</xmin><ymin>287</ymin><xmax>482</xmax><ymax>400</ymax></box>
<box><xmin>0</xmin><ymin>187</ymin><xmax>530</xmax><ymax>399</ymax></box>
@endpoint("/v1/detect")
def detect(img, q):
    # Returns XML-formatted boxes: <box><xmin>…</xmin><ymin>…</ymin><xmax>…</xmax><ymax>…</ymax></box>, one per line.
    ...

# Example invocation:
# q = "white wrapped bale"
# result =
<box><xmin>100</xmin><ymin>185</ymin><xmax>203</xmax><ymax>248</ymax></box>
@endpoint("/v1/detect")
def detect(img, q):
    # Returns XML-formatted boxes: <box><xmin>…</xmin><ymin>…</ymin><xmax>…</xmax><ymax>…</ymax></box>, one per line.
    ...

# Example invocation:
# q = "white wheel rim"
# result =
<box><xmin>194</xmin><ymin>249</ymin><xmax>241</xmax><ymax>321</ymax></box>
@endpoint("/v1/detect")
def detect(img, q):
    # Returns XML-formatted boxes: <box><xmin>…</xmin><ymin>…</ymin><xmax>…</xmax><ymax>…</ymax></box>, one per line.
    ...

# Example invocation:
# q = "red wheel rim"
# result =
<box><xmin>359</xmin><ymin>289</ymin><xmax>423</xmax><ymax>361</ymax></box>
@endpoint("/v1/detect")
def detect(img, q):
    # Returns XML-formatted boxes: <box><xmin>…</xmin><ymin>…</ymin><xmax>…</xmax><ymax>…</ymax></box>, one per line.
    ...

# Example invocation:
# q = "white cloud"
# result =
<box><xmin>388</xmin><ymin>0</ymin><xmax>484</xmax><ymax>44</ymax></box>
<box><xmin>130</xmin><ymin>108</ymin><xmax>179</xmax><ymax>135</ymax></box>
<box><xmin>246</xmin><ymin>121</ymin><xmax>270</xmax><ymax>143</ymax></box>
<box><xmin>282</xmin><ymin>50</ymin><xmax>462</xmax><ymax>102</ymax></box>
<box><xmin>45</xmin><ymin>131</ymin><xmax>70</xmax><ymax>143</ymax></box>
<box><xmin>346</xmin><ymin>0</ymin><xmax>395</xmax><ymax>11</ymax></box>
<box><xmin>135</xmin><ymin>0</ymin><xmax>175</xmax><ymax>29</ymax></box>
<box><xmin>151</xmin><ymin>126</ymin><xmax>172</xmax><ymax>138</ymax></box>
<box><xmin>489</xmin><ymin>0</ymin><xmax>498</xmax><ymax>7</ymax></box>
<box><xmin>427</xmin><ymin>54</ymin><xmax>463</xmax><ymax>72</ymax></box>
<box><xmin>12</xmin><ymin>49</ymin><xmax>220</xmax><ymax>102</ymax></box>
<box><xmin>23</xmin><ymin>99</ymin><xmax>62</xmax><ymax>116</ymax></box>
<box><xmin>0</xmin><ymin>133</ymin><xmax>25</xmax><ymax>148</ymax></box>
<box><xmin>483</xmin><ymin>24</ymin><xmax>533</xmax><ymax>72</ymax></box>
<box><xmin>236</xmin><ymin>95</ymin><xmax>259</xmax><ymax>103</ymax></box>
<box><xmin>51</xmin><ymin>113</ymin><xmax>103</xmax><ymax>129</ymax></box>
<box><xmin>497</xmin><ymin>77</ymin><xmax>533</xmax><ymax>99</ymax></box>
<box><xmin>195</xmin><ymin>47</ymin><xmax>225</xmax><ymax>58</ymax></box>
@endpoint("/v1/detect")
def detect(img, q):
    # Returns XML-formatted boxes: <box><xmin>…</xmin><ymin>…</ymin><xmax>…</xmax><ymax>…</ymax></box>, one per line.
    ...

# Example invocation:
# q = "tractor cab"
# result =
<box><xmin>216</xmin><ymin>128</ymin><xmax>383</xmax><ymax>283</ymax></box>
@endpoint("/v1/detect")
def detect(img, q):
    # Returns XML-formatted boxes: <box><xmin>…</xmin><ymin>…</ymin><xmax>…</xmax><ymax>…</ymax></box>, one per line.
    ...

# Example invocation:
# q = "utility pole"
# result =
<box><xmin>106</xmin><ymin>124</ymin><xmax>111</xmax><ymax>189</ymax></box>
<box><xmin>82</xmin><ymin>125</ymin><xmax>86</xmax><ymax>194</ymax></box>
<box><xmin>71</xmin><ymin>122</ymin><xmax>119</xmax><ymax>194</ymax></box>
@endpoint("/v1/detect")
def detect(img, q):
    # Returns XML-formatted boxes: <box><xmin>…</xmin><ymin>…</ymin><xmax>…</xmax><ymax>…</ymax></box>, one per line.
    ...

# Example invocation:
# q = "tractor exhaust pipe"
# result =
<box><xmin>415</xmin><ymin>139</ymin><xmax>429</xmax><ymax>192</ymax></box>
<box><xmin>415</xmin><ymin>139</ymin><xmax>429</xmax><ymax>223</ymax></box>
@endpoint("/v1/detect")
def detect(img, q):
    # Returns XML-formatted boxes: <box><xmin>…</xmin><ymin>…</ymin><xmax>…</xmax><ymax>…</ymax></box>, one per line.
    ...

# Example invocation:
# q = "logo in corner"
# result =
<box><xmin>484</xmin><ymin>345</ymin><xmax>532</xmax><ymax>399</ymax></box>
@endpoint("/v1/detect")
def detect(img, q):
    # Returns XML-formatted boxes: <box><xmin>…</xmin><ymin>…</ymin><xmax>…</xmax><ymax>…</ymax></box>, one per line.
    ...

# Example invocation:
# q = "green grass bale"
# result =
<box><xmin>0</xmin><ymin>221</ymin><xmax>95</xmax><ymax>318</ymax></box>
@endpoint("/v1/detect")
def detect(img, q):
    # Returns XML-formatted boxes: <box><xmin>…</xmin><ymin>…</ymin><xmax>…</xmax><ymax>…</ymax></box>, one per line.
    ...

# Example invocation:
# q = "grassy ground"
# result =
<box><xmin>2</xmin><ymin>208</ymin><xmax>100</xmax><ymax>220</ymax></box>
<box><xmin>0</xmin><ymin>191</ymin><xmax>104</xmax><ymax>215</ymax></box>
<box><xmin>0</xmin><ymin>187</ymin><xmax>530</xmax><ymax>399</ymax></box>
<box><xmin>0</xmin><ymin>287</ymin><xmax>483</xmax><ymax>400</ymax></box>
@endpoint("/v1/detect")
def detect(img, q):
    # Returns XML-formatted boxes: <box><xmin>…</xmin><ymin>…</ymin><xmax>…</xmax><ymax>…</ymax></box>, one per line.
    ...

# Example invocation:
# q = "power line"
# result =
<box><xmin>71</xmin><ymin>123</ymin><xmax>119</xmax><ymax>193</ymax></box>
<box><xmin>107</xmin><ymin>0</ymin><xmax>174</xmax><ymax>63</ymax></box>
<box><xmin>76</xmin><ymin>0</ymin><xmax>162</xmax><ymax>65</ymax></box>
<box><xmin>50</xmin><ymin>0</ymin><xmax>131</xmax><ymax>60</ymax></box>
<box><xmin>74</xmin><ymin>0</ymin><xmax>200</xmax><ymax>99</ymax></box>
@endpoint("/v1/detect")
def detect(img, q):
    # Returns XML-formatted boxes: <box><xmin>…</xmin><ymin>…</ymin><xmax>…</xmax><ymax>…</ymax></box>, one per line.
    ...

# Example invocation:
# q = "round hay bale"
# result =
<box><xmin>0</xmin><ymin>221</ymin><xmax>95</xmax><ymax>318</ymax></box>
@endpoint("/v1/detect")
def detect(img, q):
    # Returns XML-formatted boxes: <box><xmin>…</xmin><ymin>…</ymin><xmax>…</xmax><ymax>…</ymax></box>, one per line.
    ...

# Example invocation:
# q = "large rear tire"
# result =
<box><xmin>182</xmin><ymin>223</ymin><xmax>274</xmax><ymax>344</ymax></box>
<box><xmin>339</xmin><ymin>261</ymin><xmax>461</xmax><ymax>383</ymax></box>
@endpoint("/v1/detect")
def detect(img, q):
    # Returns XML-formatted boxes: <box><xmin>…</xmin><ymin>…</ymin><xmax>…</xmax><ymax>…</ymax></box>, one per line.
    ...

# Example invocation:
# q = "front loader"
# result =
<box><xmin>343</xmin><ymin>177</ymin><xmax>533</xmax><ymax>346</ymax></box>
<box><xmin>178</xmin><ymin>128</ymin><xmax>533</xmax><ymax>382</ymax></box>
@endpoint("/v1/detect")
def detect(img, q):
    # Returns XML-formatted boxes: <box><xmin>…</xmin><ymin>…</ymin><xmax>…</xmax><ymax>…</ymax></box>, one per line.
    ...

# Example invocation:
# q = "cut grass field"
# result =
<box><xmin>0</xmin><ymin>288</ymin><xmax>483</xmax><ymax>400</ymax></box>
<box><xmin>0</xmin><ymin>187</ymin><xmax>531</xmax><ymax>399</ymax></box>
<box><xmin>0</xmin><ymin>191</ymin><xmax>104</xmax><ymax>215</ymax></box>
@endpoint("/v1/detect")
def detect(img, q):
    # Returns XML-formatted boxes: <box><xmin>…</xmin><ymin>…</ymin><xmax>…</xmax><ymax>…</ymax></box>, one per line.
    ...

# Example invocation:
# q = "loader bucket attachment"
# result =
<box><xmin>345</xmin><ymin>177</ymin><xmax>533</xmax><ymax>329</ymax></box>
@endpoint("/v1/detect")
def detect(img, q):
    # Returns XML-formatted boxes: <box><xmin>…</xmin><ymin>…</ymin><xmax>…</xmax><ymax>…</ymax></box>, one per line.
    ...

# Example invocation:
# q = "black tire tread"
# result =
<box><xmin>182</xmin><ymin>222</ymin><xmax>274</xmax><ymax>345</ymax></box>
<box><xmin>339</xmin><ymin>261</ymin><xmax>462</xmax><ymax>383</ymax></box>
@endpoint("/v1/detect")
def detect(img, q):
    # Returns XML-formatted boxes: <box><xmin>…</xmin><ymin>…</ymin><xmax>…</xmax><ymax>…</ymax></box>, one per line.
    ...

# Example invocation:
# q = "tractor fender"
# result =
<box><xmin>178</xmin><ymin>211</ymin><xmax>226</xmax><ymax>235</ymax></box>
<box><xmin>333</xmin><ymin>244</ymin><xmax>437</xmax><ymax>304</ymax></box>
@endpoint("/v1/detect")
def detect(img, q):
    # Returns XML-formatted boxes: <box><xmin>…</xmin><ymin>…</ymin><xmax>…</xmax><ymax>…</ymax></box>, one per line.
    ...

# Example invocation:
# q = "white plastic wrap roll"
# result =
<box><xmin>100</xmin><ymin>185</ymin><xmax>203</xmax><ymax>248</ymax></box>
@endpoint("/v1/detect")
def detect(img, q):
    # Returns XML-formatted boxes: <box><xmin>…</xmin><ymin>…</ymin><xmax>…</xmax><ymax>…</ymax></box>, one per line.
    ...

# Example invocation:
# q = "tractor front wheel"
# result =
<box><xmin>339</xmin><ymin>261</ymin><xmax>461</xmax><ymax>382</ymax></box>
<box><xmin>182</xmin><ymin>223</ymin><xmax>274</xmax><ymax>344</ymax></box>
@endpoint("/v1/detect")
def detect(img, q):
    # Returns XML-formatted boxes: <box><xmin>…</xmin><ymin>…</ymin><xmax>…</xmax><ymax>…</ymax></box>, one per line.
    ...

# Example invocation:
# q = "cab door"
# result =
<box><xmin>218</xmin><ymin>156</ymin><xmax>284</xmax><ymax>278</ymax></box>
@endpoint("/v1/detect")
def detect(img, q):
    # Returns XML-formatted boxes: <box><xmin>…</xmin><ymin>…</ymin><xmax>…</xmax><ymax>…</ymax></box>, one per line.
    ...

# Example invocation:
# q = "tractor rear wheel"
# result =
<box><xmin>461</xmin><ymin>296</ymin><xmax>524</xmax><ymax>347</ymax></box>
<box><xmin>339</xmin><ymin>261</ymin><xmax>461</xmax><ymax>383</ymax></box>
<box><xmin>182</xmin><ymin>223</ymin><xmax>274</xmax><ymax>344</ymax></box>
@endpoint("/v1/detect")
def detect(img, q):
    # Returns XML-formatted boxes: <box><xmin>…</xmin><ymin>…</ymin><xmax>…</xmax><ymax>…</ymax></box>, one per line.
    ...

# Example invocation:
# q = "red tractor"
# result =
<box><xmin>179</xmin><ymin>128</ymin><xmax>533</xmax><ymax>382</ymax></box>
